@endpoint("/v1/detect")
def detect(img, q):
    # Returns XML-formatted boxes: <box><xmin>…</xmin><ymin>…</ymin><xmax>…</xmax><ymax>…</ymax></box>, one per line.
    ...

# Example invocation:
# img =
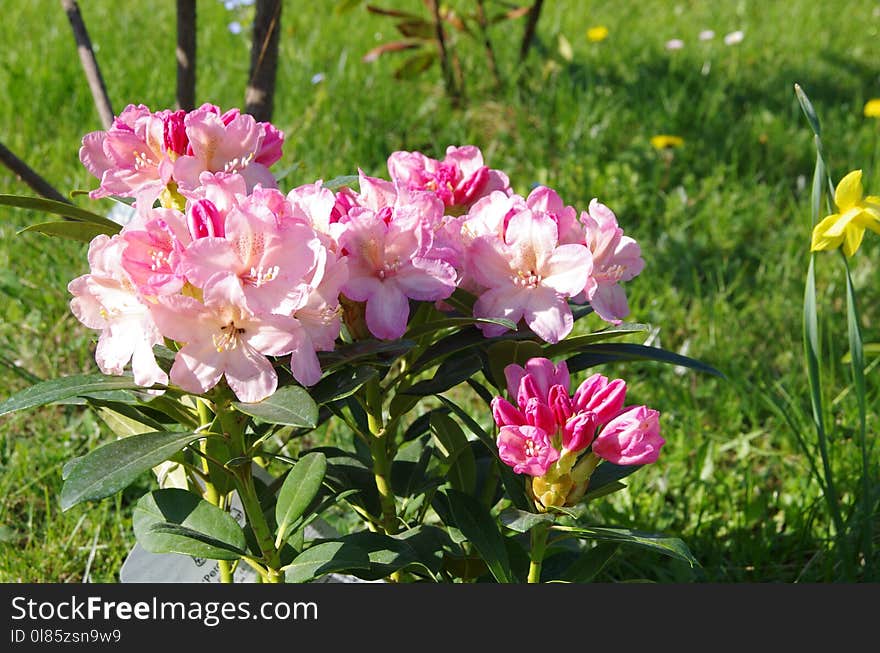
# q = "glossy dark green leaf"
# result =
<box><xmin>404</xmin><ymin>316</ymin><xmax>517</xmax><ymax>340</ymax></box>
<box><xmin>18</xmin><ymin>220</ymin><xmax>113</xmax><ymax>242</ymax></box>
<box><xmin>444</xmin><ymin>489</ymin><xmax>512</xmax><ymax>583</ymax></box>
<box><xmin>336</xmin><ymin>528</ymin><xmax>443</xmax><ymax>580</ymax></box>
<box><xmin>562</xmin><ymin>542</ymin><xmax>620</xmax><ymax>582</ymax></box>
<box><xmin>486</xmin><ymin>339</ymin><xmax>544</xmax><ymax>391</ymax></box>
<box><xmin>404</xmin><ymin>350</ymin><xmax>483</xmax><ymax>395</ymax></box>
<box><xmin>60</xmin><ymin>431</ymin><xmax>202</xmax><ymax>510</ymax></box>
<box><xmin>0</xmin><ymin>193</ymin><xmax>121</xmax><ymax>229</ymax></box>
<box><xmin>430</xmin><ymin>412</ymin><xmax>476</xmax><ymax>494</ymax></box>
<box><xmin>133</xmin><ymin>489</ymin><xmax>247</xmax><ymax>560</ymax></box>
<box><xmin>435</xmin><ymin>395</ymin><xmax>530</xmax><ymax>510</ymax></box>
<box><xmin>565</xmin><ymin>343</ymin><xmax>724</xmax><ymax>377</ymax></box>
<box><xmin>311</xmin><ymin>366</ymin><xmax>378</xmax><ymax>405</ymax></box>
<box><xmin>233</xmin><ymin>385</ymin><xmax>318</xmax><ymax>427</ymax></box>
<box><xmin>283</xmin><ymin>540</ymin><xmax>370</xmax><ymax>583</ymax></box>
<box><xmin>542</xmin><ymin>323</ymin><xmax>650</xmax><ymax>357</ymax></box>
<box><xmin>554</xmin><ymin>525</ymin><xmax>699</xmax><ymax>567</ymax></box>
<box><xmin>275</xmin><ymin>452</ymin><xmax>327</xmax><ymax>544</ymax></box>
<box><xmin>499</xmin><ymin>507</ymin><xmax>554</xmax><ymax>533</ymax></box>
<box><xmin>0</xmin><ymin>373</ymin><xmax>146</xmax><ymax>417</ymax></box>
<box><xmin>318</xmin><ymin>338</ymin><xmax>414</xmax><ymax>369</ymax></box>
<box><xmin>584</xmin><ymin>462</ymin><xmax>642</xmax><ymax>500</ymax></box>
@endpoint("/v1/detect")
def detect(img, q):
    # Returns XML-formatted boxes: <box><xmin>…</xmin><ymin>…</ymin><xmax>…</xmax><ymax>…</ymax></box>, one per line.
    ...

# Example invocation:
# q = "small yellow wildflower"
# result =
<box><xmin>650</xmin><ymin>135</ymin><xmax>684</xmax><ymax>150</ymax></box>
<box><xmin>586</xmin><ymin>26</ymin><xmax>609</xmax><ymax>43</ymax></box>
<box><xmin>811</xmin><ymin>169</ymin><xmax>880</xmax><ymax>257</ymax></box>
<box><xmin>863</xmin><ymin>99</ymin><xmax>880</xmax><ymax>118</ymax></box>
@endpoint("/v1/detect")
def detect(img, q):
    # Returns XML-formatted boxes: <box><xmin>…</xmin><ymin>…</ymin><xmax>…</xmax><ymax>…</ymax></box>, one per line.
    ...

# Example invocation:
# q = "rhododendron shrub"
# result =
<box><xmin>0</xmin><ymin>102</ymin><xmax>720</xmax><ymax>584</ymax></box>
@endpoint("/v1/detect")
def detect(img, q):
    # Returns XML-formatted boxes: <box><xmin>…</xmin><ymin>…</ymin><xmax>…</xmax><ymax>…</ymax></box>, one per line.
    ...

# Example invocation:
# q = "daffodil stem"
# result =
<box><xmin>365</xmin><ymin>379</ymin><xmax>398</xmax><ymax>535</ymax></box>
<box><xmin>528</xmin><ymin>522</ymin><xmax>550</xmax><ymax>583</ymax></box>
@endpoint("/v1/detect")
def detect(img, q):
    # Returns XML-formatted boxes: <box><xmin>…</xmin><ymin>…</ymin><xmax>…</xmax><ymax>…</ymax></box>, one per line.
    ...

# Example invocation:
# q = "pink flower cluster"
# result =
<box><xmin>71</xmin><ymin>105</ymin><xmax>647</xmax><ymax>403</ymax></box>
<box><xmin>491</xmin><ymin>357</ymin><xmax>663</xmax><ymax>489</ymax></box>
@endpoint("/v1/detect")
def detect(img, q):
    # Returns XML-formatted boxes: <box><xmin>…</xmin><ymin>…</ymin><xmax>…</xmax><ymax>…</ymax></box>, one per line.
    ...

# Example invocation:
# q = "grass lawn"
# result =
<box><xmin>0</xmin><ymin>0</ymin><xmax>877</xmax><ymax>582</ymax></box>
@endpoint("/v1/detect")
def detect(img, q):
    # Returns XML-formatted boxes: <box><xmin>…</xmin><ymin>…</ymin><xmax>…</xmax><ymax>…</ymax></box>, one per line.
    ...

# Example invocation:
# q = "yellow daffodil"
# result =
<box><xmin>650</xmin><ymin>134</ymin><xmax>684</xmax><ymax>150</ymax></box>
<box><xmin>811</xmin><ymin>169</ymin><xmax>880</xmax><ymax>257</ymax></box>
<box><xmin>863</xmin><ymin>99</ymin><xmax>880</xmax><ymax>118</ymax></box>
<box><xmin>587</xmin><ymin>26</ymin><xmax>609</xmax><ymax>43</ymax></box>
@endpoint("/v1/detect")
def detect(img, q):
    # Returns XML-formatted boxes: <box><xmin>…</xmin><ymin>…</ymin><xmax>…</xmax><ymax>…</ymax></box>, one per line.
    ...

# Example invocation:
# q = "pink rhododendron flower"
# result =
<box><xmin>68</xmin><ymin>234</ymin><xmax>168</xmax><ymax>388</ymax></box>
<box><xmin>180</xmin><ymin>189</ymin><xmax>321</xmax><ymax>316</ymax></box>
<box><xmin>492</xmin><ymin>357</ymin><xmax>661</xmax><ymax>485</ymax></box>
<box><xmin>496</xmin><ymin>425</ymin><xmax>560</xmax><ymax>476</ymax></box>
<box><xmin>120</xmin><ymin>208</ymin><xmax>193</xmax><ymax>297</ymax></box>
<box><xmin>591</xmin><ymin>405</ymin><xmax>664</xmax><ymax>465</ymax></box>
<box><xmin>337</xmin><ymin>180</ymin><xmax>457</xmax><ymax>340</ymax></box>
<box><xmin>580</xmin><ymin>199</ymin><xmax>644</xmax><ymax>324</ymax></box>
<box><xmin>79</xmin><ymin>104</ymin><xmax>182</xmax><ymax>207</ymax></box>
<box><xmin>148</xmin><ymin>277</ymin><xmax>316</xmax><ymax>402</ymax></box>
<box><xmin>470</xmin><ymin>208</ymin><xmax>591</xmax><ymax>343</ymax></box>
<box><xmin>171</xmin><ymin>104</ymin><xmax>282</xmax><ymax>194</ymax></box>
<box><xmin>387</xmin><ymin>145</ymin><xmax>510</xmax><ymax>214</ymax></box>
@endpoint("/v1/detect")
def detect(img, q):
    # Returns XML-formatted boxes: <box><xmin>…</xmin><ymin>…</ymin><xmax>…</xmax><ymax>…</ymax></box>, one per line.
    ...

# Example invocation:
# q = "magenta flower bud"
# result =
<box><xmin>505</xmin><ymin>357</ymin><xmax>570</xmax><ymax>403</ymax></box>
<box><xmin>492</xmin><ymin>396</ymin><xmax>525</xmax><ymax>427</ymax></box>
<box><xmin>591</xmin><ymin>405</ymin><xmax>664</xmax><ymax>466</ymax></box>
<box><xmin>187</xmin><ymin>199</ymin><xmax>225</xmax><ymax>239</ymax></box>
<box><xmin>548</xmin><ymin>383</ymin><xmax>573</xmax><ymax>425</ymax></box>
<box><xmin>562</xmin><ymin>411</ymin><xmax>598</xmax><ymax>453</ymax></box>
<box><xmin>573</xmin><ymin>374</ymin><xmax>627</xmax><ymax>425</ymax></box>
<box><xmin>255</xmin><ymin>122</ymin><xmax>284</xmax><ymax>166</ymax></box>
<box><xmin>162</xmin><ymin>110</ymin><xmax>188</xmax><ymax>156</ymax></box>
<box><xmin>496</xmin><ymin>425</ymin><xmax>560</xmax><ymax>476</ymax></box>
<box><xmin>524</xmin><ymin>397</ymin><xmax>555</xmax><ymax>434</ymax></box>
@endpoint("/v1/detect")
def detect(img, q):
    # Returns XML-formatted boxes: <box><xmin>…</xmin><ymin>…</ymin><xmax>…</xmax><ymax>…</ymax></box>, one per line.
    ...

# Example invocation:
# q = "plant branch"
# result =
<box><xmin>245</xmin><ymin>0</ymin><xmax>283</xmax><ymax>122</ymax></box>
<box><xmin>176</xmin><ymin>0</ymin><xmax>197</xmax><ymax>111</ymax></box>
<box><xmin>60</xmin><ymin>0</ymin><xmax>114</xmax><ymax>129</ymax></box>
<box><xmin>0</xmin><ymin>141</ymin><xmax>71</xmax><ymax>204</ymax></box>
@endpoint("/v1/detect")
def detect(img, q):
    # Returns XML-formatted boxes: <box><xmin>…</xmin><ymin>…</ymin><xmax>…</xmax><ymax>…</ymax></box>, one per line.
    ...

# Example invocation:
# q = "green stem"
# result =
<box><xmin>197</xmin><ymin>399</ymin><xmax>234</xmax><ymax>584</ymax></box>
<box><xmin>216</xmin><ymin>394</ymin><xmax>284</xmax><ymax>583</ymax></box>
<box><xmin>365</xmin><ymin>378</ymin><xmax>398</xmax><ymax>535</ymax></box>
<box><xmin>528</xmin><ymin>522</ymin><xmax>550</xmax><ymax>583</ymax></box>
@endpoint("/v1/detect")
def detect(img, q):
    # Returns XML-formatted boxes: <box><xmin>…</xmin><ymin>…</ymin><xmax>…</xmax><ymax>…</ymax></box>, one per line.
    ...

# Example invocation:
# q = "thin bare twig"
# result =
<box><xmin>427</xmin><ymin>0</ymin><xmax>461</xmax><ymax>107</ymax></box>
<box><xmin>245</xmin><ymin>0</ymin><xmax>283</xmax><ymax>122</ymax></box>
<box><xmin>0</xmin><ymin>141</ymin><xmax>71</xmax><ymax>204</ymax></box>
<box><xmin>60</xmin><ymin>0</ymin><xmax>114</xmax><ymax>129</ymax></box>
<box><xmin>475</xmin><ymin>0</ymin><xmax>502</xmax><ymax>90</ymax></box>
<box><xmin>176</xmin><ymin>0</ymin><xmax>197</xmax><ymax>111</ymax></box>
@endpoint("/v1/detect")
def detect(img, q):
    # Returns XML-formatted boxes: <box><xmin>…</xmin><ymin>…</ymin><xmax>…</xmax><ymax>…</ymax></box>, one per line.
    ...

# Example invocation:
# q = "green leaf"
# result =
<box><xmin>430</xmin><ymin>412</ymin><xmax>476</xmax><ymax>494</ymax></box>
<box><xmin>443</xmin><ymin>489</ymin><xmax>512</xmax><ymax>583</ymax></box>
<box><xmin>794</xmin><ymin>83</ymin><xmax>821</xmax><ymax>138</ymax></box>
<box><xmin>562</xmin><ymin>542</ymin><xmax>620</xmax><ymax>582</ymax></box>
<box><xmin>88</xmin><ymin>399</ymin><xmax>166</xmax><ymax>437</ymax></box>
<box><xmin>133</xmin><ymin>489</ymin><xmax>247</xmax><ymax>560</ymax></box>
<box><xmin>60</xmin><ymin>431</ymin><xmax>202</xmax><ymax>510</ymax></box>
<box><xmin>542</xmin><ymin>323</ymin><xmax>650</xmax><ymax>357</ymax></box>
<box><xmin>18</xmin><ymin>220</ymin><xmax>113</xmax><ymax>242</ymax></box>
<box><xmin>486</xmin><ymin>339</ymin><xmax>544</xmax><ymax>391</ymax></box>
<box><xmin>403</xmin><ymin>350</ymin><xmax>483</xmax><ymax>395</ymax></box>
<box><xmin>499</xmin><ymin>507</ymin><xmax>554</xmax><ymax>533</ymax></box>
<box><xmin>554</xmin><ymin>525</ymin><xmax>699</xmax><ymax>567</ymax></box>
<box><xmin>565</xmin><ymin>343</ymin><xmax>724</xmax><ymax>377</ymax></box>
<box><xmin>275</xmin><ymin>452</ymin><xmax>327</xmax><ymax>545</ymax></box>
<box><xmin>319</xmin><ymin>338</ymin><xmax>415</xmax><ymax>369</ymax></box>
<box><xmin>0</xmin><ymin>373</ymin><xmax>146</xmax><ymax>417</ymax></box>
<box><xmin>583</xmin><ymin>462</ymin><xmax>642</xmax><ymax>500</ymax></box>
<box><xmin>0</xmin><ymin>193</ymin><xmax>121</xmax><ymax>229</ymax></box>
<box><xmin>404</xmin><ymin>316</ymin><xmax>517</xmax><ymax>340</ymax></box>
<box><xmin>233</xmin><ymin>385</ymin><xmax>318</xmax><ymax>427</ymax></box>
<box><xmin>283</xmin><ymin>540</ymin><xmax>371</xmax><ymax>583</ymax></box>
<box><xmin>322</xmin><ymin>174</ymin><xmax>359</xmax><ymax>192</ymax></box>
<box><xmin>311</xmin><ymin>366</ymin><xmax>378</xmax><ymax>405</ymax></box>
<box><xmin>335</xmin><ymin>527</ymin><xmax>444</xmax><ymax>580</ymax></box>
<box><xmin>435</xmin><ymin>395</ymin><xmax>530</xmax><ymax>510</ymax></box>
